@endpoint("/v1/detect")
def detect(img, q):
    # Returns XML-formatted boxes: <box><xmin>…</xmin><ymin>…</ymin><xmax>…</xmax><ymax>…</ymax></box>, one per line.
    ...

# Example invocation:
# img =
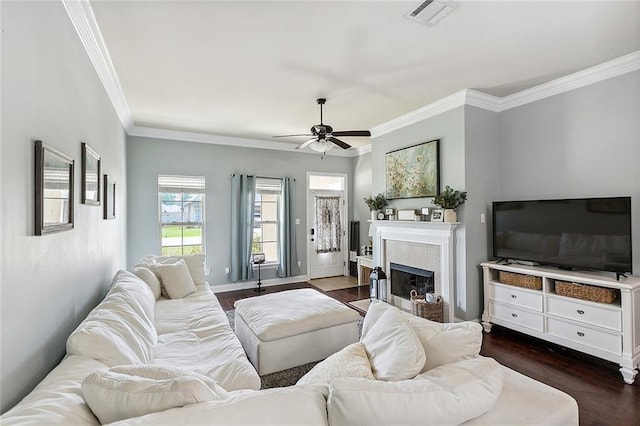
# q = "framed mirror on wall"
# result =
<box><xmin>35</xmin><ymin>140</ymin><xmax>75</xmax><ymax>235</ymax></box>
<box><xmin>81</xmin><ymin>142</ymin><xmax>101</xmax><ymax>205</ymax></box>
<box><xmin>103</xmin><ymin>174</ymin><xmax>116</xmax><ymax>220</ymax></box>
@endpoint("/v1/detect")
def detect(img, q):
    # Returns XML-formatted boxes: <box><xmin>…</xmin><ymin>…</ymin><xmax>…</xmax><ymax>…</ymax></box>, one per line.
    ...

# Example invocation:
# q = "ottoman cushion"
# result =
<box><xmin>234</xmin><ymin>289</ymin><xmax>359</xmax><ymax>341</ymax></box>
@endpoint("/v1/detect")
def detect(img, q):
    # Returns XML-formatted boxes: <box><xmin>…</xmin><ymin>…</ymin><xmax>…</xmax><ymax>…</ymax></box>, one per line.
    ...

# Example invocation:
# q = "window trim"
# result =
<box><xmin>253</xmin><ymin>178</ymin><xmax>282</xmax><ymax>265</ymax></box>
<box><xmin>158</xmin><ymin>175</ymin><xmax>205</xmax><ymax>256</ymax></box>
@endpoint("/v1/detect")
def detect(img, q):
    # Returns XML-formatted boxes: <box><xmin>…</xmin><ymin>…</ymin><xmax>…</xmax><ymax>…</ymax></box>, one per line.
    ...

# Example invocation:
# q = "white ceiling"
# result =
<box><xmin>89</xmin><ymin>1</ymin><xmax>640</xmax><ymax>149</ymax></box>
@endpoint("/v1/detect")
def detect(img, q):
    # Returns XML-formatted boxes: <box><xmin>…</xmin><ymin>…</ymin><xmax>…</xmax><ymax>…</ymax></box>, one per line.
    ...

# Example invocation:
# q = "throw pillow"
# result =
<box><xmin>327</xmin><ymin>357</ymin><xmax>503</xmax><ymax>426</ymax></box>
<box><xmin>82</xmin><ymin>365</ymin><xmax>230</xmax><ymax>424</ymax></box>
<box><xmin>360</xmin><ymin>306</ymin><xmax>426</xmax><ymax>381</ymax></box>
<box><xmin>131</xmin><ymin>266</ymin><xmax>162</xmax><ymax>300</ymax></box>
<box><xmin>296</xmin><ymin>342</ymin><xmax>375</xmax><ymax>386</ymax></box>
<box><xmin>157</xmin><ymin>254</ymin><xmax>206</xmax><ymax>287</ymax></box>
<box><xmin>155</xmin><ymin>259</ymin><xmax>196</xmax><ymax>299</ymax></box>
<box><xmin>405</xmin><ymin>315</ymin><xmax>483</xmax><ymax>372</ymax></box>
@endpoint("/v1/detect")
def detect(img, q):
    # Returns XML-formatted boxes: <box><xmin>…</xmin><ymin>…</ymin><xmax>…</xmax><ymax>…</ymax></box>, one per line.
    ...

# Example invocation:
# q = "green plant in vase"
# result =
<box><xmin>433</xmin><ymin>186</ymin><xmax>467</xmax><ymax>222</ymax></box>
<box><xmin>364</xmin><ymin>193</ymin><xmax>388</xmax><ymax>220</ymax></box>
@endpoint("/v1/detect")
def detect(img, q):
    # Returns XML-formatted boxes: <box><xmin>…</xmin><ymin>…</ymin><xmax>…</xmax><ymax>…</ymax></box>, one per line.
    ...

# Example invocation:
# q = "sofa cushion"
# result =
<box><xmin>155</xmin><ymin>259</ymin><xmax>197</xmax><ymax>299</ymax></box>
<box><xmin>360</xmin><ymin>305</ymin><xmax>425</xmax><ymax>381</ymax></box>
<box><xmin>296</xmin><ymin>342</ymin><xmax>374</xmax><ymax>386</ymax></box>
<box><xmin>327</xmin><ymin>357</ymin><xmax>504</xmax><ymax>426</ymax></box>
<box><xmin>132</xmin><ymin>266</ymin><xmax>162</xmax><ymax>300</ymax></box>
<box><xmin>404</xmin><ymin>314</ymin><xmax>483</xmax><ymax>372</ymax></box>
<box><xmin>82</xmin><ymin>365</ymin><xmax>229</xmax><ymax>424</ymax></box>
<box><xmin>66</xmin><ymin>271</ymin><xmax>157</xmax><ymax>366</ymax></box>
<box><xmin>107</xmin><ymin>386</ymin><xmax>329</xmax><ymax>426</ymax></box>
<box><xmin>157</xmin><ymin>254</ymin><xmax>206</xmax><ymax>287</ymax></box>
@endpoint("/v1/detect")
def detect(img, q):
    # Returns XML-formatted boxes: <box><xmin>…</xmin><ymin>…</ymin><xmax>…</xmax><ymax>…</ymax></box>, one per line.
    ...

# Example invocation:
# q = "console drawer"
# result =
<box><xmin>490</xmin><ymin>301</ymin><xmax>543</xmax><ymax>332</ymax></box>
<box><xmin>547</xmin><ymin>296</ymin><xmax>621</xmax><ymax>332</ymax></box>
<box><xmin>490</xmin><ymin>283</ymin><xmax>543</xmax><ymax>312</ymax></box>
<box><xmin>547</xmin><ymin>317</ymin><xmax>621</xmax><ymax>355</ymax></box>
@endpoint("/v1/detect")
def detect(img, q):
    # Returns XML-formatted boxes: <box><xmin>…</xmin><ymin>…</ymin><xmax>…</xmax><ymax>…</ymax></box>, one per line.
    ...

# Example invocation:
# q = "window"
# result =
<box><xmin>159</xmin><ymin>175</ymin><xmax>205</xmax><ymax>256</ymax></box>
<box><xmin>253</xmin><ymin>178</ymin><xmax>281</xmax><ymax>263</ymax></box>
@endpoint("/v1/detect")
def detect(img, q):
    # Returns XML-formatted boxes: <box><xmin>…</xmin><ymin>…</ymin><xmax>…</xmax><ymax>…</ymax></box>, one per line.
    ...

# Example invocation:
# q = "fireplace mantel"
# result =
<box><xmin>371</xmin><ymin>220</ymin><xmax>458</xmax><ymax>322</ymax></box>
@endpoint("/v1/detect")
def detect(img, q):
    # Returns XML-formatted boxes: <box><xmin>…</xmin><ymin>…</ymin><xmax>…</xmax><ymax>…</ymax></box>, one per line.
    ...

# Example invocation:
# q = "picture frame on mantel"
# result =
<box><xmin>385</xmin><ymin>139</ymin><xmax>440</xmax><ymax>199</ymax></box>
<box><xmin>103</xmin><ymin>174</ymin><xmax>116</xmax><ymax>220</ymax></box>
<box><xmin>34</xmin><ymin>140</ymin><xmax>74</xmax><ymax>235</ymax></box>
<box><xmin>81</xmin><ymin>142</ymin><xmax>101</xmax><ymax>205</ymax></box>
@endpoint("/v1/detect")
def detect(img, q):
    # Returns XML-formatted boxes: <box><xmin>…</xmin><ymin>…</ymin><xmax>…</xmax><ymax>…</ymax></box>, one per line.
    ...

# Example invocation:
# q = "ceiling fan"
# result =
<box><xmin>274</xmin><ymin>98</ymin><xmax>371</xmax><ymax>153</ymax></box>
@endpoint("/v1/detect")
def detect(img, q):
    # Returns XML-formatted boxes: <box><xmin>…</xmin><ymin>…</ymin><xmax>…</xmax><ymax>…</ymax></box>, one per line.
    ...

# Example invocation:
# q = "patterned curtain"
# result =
<box><xmin>315</xmin><ymin>196</ymin><xmax>341</xmax><ymax>253</ymax></box>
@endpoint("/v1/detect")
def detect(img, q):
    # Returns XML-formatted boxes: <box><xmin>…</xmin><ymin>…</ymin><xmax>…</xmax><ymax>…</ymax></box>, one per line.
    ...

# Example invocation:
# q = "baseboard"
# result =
<box><xmin>211</xmin><ymin>275</ymin><xmax>307</xmax><ymax>293</ymax></box>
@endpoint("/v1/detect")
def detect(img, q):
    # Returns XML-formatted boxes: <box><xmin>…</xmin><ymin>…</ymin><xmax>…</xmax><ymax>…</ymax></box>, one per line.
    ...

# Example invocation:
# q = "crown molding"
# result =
<box><xmin>129</xmin><ymin>126</ymin><xmax>360</xmax><ymax>157</ymax></box>
<box><xmin>370</xmin><ymin>90</ymin><xmax>467</xmax><ymax>138</ymax></box>
<box><xmin>465</xmin><ymin>90</ymin><xmax>501</xmax><ymax>112</ymax></box>
<box><xmin>499</xmin><ymin>50</ymin><xmax>640</xmax><ymax>111</ymax></box>
<box><xmin>62</xmin><ymin>0</ymin><xmax>134</xmax><ymax>132</ymax></box>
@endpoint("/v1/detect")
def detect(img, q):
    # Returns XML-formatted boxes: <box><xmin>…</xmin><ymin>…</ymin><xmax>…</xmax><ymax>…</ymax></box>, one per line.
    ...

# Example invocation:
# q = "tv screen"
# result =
<box><xmin>492</xmin><ymin>197</ymin><xmax>632</xmax><ymax>274</ymax></box>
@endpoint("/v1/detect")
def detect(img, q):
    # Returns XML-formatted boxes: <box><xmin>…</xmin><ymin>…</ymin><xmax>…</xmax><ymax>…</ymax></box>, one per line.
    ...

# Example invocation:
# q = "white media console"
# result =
<box><xmin>481</xmin><ymin>261</ymin><xmax>640</xmax><ymax>384</ymax></box>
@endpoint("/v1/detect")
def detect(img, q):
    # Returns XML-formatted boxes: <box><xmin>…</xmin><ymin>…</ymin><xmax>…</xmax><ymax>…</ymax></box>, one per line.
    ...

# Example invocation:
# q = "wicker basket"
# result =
<box><xmin>555</xmin><ymin>281</ymin><xmax>618</xmax><ymax>304</ymax></box>
<box><xmin>410</xmin><ymin>290</ymin><xmax>443</xmax><ymax>322</ymax></box>
<box><xmin>498</xmin><ymin>271</ymin><xmax>542</xmax><ymax>290</ymax></box>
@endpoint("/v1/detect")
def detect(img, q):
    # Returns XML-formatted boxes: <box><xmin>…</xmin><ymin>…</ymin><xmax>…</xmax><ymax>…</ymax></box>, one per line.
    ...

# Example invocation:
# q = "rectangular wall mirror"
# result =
<box><xmin>81</xmin><ymin>142</ymin><xmax>101</xmax><ymax>205</ymax></box>
<box><xmin>35</xmin><ymin>140</ymin><xmax>74</xmax><ymax>235</ymax></box>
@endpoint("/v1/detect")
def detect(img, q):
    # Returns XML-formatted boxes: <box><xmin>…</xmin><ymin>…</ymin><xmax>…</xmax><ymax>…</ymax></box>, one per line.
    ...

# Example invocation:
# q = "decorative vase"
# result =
<box><xmin>444</xmin><ymin>209</ymin><xmax>457</xmax><ymax>223</ymax></box>
<box><xmin>371</xmin><ymin>210</ymin><xmax>378</xmax><ymax>221</ymax></box>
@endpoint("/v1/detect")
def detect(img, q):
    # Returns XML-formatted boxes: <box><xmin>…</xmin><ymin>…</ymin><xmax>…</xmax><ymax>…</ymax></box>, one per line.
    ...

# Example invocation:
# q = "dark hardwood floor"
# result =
<box><xmin>215</xmin><ymin>282</ymin><xmax>638</xmax><ymax>426</ymax></box>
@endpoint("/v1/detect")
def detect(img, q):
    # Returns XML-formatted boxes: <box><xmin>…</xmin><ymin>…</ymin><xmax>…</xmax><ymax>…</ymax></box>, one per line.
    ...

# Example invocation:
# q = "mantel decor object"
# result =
<box><xmin>432</xmin><ymin>185</ymin><xmax>467</xmax><ymax>223</ymax></box>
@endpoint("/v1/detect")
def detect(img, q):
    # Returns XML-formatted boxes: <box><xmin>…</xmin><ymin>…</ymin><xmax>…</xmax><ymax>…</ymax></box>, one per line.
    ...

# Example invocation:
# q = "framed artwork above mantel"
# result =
<box><xmin>385</xmin><ymin>139</ymin><xmax>440</xmax><ymax>199</ymax></box>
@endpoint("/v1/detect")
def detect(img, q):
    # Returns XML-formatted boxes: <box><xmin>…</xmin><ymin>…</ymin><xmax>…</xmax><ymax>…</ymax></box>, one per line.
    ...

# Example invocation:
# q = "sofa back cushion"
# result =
<box><xmin>327</xmin><ymin>357</ymin><xmax>503</xmax><ymax>426</ymax></box>
<box><xmin>82</xmin><ymin>365</ymin><xmax>229</xmax><ymax>424</ymax></box>
<box><xmin>66</xmin><ymin>271</ymin><xmax>157</xmax><ymax>366</ymax></box>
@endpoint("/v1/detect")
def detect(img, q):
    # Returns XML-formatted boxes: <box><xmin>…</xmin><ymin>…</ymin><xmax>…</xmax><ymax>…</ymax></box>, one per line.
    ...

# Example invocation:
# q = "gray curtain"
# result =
<box><xmin>230</xmin><ymin>175</ymin><xmax>255</xmax><ymax>282</ymax></box>
<box><xmin>315</xmin><ymin>196</ymin><xmax>341</xmax><ymax>253</ymax></box>
<box><xmin>277</xmin><ymin>177</ymin><xmax>299</xmax><ymax>278</ymax></box>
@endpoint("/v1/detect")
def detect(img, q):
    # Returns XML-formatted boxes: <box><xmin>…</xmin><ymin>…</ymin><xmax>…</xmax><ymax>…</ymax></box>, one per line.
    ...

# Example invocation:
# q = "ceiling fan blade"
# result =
<box><xmin>295</xmin><ymin>138</ymin><xmax>317</xmax><ymax>150</ymax></box>
<box><xmin>328</xmin><ymin>137</ymin><xmax>351</xmax><ymax>150</ymax></box>
<box><xmin>273</xmin><ymin>133</ymin><xmax>314</xmax><ymax>138</ymax></box>
<box><xmin>331</xmin><ymin>130</ymin><xmax>371</xmax><ymax>137</ymax></box>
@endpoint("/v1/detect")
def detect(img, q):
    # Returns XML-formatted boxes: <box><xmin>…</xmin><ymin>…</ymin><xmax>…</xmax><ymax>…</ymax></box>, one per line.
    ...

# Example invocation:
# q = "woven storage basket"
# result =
<box><xmin>498</xmin><ymin>271</ymin><xmax>542</xmax><ymax>290</ymax></box>
<box><xmin>555</xmin><ymin>281</ymin><xmax>618</xmax><ymax>304</ymax></box>
<box><xmin>410</xmin><ymin>290</ymin><xmax>443</xmax><ymax>322</ymax></box>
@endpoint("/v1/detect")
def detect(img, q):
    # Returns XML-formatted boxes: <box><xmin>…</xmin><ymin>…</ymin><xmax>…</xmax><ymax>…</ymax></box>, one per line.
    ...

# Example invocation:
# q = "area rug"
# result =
<box><xmin>309</xmin><ymin>276</ymin><xmax>358</xmax><ymax>292</ymax></box>
<box><xmin>225</xmin><ymin>310</ymin><xmax>363</xmax><ymax>389</ymax></box>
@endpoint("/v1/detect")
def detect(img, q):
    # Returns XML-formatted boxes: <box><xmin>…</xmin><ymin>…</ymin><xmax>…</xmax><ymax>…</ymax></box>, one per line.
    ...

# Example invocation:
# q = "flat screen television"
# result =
<box><xmin>492</xmin><ymin>197</ymin><xmax>632</xmax><ymax>275</ymax></box>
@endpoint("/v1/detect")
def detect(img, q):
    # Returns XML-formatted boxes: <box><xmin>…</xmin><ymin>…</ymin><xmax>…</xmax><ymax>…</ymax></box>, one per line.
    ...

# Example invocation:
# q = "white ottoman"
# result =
<box><xmin>234</xmin><ymin>289</ymin><xmax>360</xmax><ymax>375</ymax></box>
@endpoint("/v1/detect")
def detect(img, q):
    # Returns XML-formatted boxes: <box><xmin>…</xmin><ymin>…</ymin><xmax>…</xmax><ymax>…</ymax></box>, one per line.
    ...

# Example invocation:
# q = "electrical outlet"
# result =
<box><xmin>295</xmin><ymin>218</ymin><xmax>300</xmax><ymax>225</ymax></box>
<box><xmin>224</xmin><ymin>267</ymin><xmax>230</xmax><ymax>274</ymax></box>
<box><xmin>480</xmin><ymin>213</ymin><xmax>486</xmax><ymax>224</ymax></box>
<box><xmin>297</xmin><ymin>261</ymin><xmax>301</xmax><ymax>267</ymax></box>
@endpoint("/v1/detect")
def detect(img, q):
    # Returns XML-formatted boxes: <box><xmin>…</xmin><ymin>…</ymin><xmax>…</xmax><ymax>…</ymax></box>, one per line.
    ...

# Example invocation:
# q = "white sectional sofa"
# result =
<box><xmin>1</xmin><ymin>255</ymin><xmax>579</xmax><ymax>425</ymax></box>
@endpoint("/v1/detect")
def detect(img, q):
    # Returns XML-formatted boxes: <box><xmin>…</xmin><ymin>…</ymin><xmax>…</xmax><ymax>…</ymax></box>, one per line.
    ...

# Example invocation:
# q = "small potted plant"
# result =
<box><xmin>433</xmin><ymin>186</ymin><xmax>467</xmax><ymax>222</ymax></box>
<box><xmin>364</xmin><ymin>193</ymin><xmax>388</xmax><ymax>220</ymax></box>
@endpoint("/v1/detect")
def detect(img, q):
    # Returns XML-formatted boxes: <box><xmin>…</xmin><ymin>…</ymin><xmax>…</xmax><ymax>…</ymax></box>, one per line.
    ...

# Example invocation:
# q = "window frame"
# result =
<box><xmin>253</xmin><ymin>178</ymin><xmax>282</xmax><ymax>266</ymax></box>
<box><xmin>158</xmin><ymin>175</ymin><xmax>206</xmax><ymax>256</ymax></box>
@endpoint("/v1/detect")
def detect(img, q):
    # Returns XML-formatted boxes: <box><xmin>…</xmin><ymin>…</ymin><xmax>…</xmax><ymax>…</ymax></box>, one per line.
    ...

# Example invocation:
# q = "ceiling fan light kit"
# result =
<box><xmin>274</xmin><ymin>98</ymin><xmax>371</xmax><ymax>155</ymax></box>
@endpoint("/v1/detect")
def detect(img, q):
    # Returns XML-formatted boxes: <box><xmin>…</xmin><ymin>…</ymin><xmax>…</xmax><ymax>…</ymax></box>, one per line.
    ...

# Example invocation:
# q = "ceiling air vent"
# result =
<box><xmin>405</xmin><ymin>0</ymin><xmax>457</xmax><ymax>26</ymax></box>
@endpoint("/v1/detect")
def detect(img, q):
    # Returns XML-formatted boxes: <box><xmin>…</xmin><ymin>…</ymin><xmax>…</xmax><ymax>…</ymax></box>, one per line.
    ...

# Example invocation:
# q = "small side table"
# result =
<box><xmin>356</xmin><ymin>255</ymin><xmax>373</xmax><ymax>287</ymax></box>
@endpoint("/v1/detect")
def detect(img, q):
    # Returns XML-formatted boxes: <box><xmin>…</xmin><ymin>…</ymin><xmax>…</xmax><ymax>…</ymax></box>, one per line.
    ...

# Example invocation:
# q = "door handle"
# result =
<box><xmin>310</xmin><ymin>228</ymin><xmax>315</xmax><ymax>235</ymax></box>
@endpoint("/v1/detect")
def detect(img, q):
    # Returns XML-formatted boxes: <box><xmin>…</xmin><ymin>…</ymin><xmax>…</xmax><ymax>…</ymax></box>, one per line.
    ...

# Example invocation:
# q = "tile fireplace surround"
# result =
<box><xmin>371</xmin><ymin>220</ymin><xmax>458</xmax><ymax>322</ymax></box>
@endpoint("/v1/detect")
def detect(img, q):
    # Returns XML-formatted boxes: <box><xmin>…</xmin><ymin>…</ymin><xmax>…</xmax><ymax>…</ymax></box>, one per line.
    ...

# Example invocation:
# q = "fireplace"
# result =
<box><xmin>390</xmin><ymin>263</ymin><xmax>434</xmax><ymax>299</ymax></box>
<box><xmin>371</xmin><ymin>220</ymin><xmax>458</xmax><ymax>322</ymax></box>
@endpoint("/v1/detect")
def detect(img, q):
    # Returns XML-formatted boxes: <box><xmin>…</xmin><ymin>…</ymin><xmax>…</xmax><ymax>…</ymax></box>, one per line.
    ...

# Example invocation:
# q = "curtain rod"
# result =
<box><xmin>230</xmin><ymin>173</ymin><xmax>295</xmax><ymax>181</ymax></box>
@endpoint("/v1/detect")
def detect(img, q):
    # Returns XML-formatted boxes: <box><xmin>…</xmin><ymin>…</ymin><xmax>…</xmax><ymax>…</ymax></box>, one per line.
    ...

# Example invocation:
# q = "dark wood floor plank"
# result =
<box><xmin>215</xmin><ymin>282</ymin><xmax>638</xmax><ymax>426</ymax></box>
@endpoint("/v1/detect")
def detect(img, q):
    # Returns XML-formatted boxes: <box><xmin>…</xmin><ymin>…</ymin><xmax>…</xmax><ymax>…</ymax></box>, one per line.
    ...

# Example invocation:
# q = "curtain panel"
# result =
<box><xmin>315</xmin><ymin>196</ymin><xmax>341</xmax><ymax>254</ymax></box>
<box><xmin>277</xmin><ymin>177</ymin><xmax>299</xmax><ymax>278</ymax></box>
<box><xmin>230</xmin><ymin>175</ymin><xmax>255</xmax><ymax>282</ymax></box>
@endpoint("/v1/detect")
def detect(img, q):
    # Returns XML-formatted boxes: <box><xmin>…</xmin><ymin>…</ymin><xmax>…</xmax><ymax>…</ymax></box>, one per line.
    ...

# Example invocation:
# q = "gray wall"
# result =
<box><xmin>1</xmin><ymin>2</ymin><xmax>127</xmax><ymax>412</ymax></box>
<box><xmin>463</xmin><ymin>106</ymin><xmax>499</xmax><ymax>319</ymax></box>
<box><xmin>370</xmin><ymin>107</ymin><xmax>471</xmax><ymax>319</ymax></box>
<box><xmin>126</xmin><ymin>136</ymin><xmax>353</xmax><ymax>286</ymax></box>
<box><xmin>498</xmin><ymin>70</ymin><xmax>640</xmax><ymax>274</ymax></box>
<box><xmin>352</xmin><ymin>152</ymin><xmax>372</xmax><ymax>248</ymax></box>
